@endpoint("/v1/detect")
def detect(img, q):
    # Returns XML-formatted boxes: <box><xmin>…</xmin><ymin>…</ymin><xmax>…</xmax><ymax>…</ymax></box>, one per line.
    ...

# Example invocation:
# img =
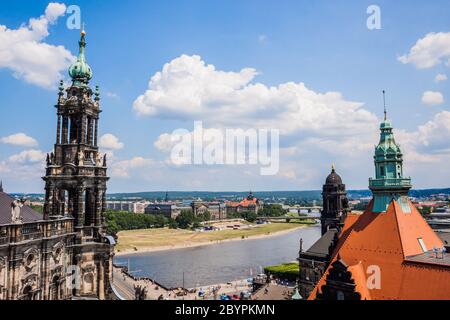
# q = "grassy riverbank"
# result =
<box><xmin>264</xmin><ymin>262</ymin><xmax>299</xmax><ymax>280</ymax></box>
<box><xmin>116</xmin><ymin>222</ymin><xmax>309</xmax><ymax>255</ymax></box>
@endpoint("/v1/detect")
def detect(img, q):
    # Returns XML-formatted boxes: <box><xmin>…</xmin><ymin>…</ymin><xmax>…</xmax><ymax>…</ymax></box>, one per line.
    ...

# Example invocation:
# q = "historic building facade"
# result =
<box><xmin>226</xmin><ymin>192</ymin><xmax>262</xmax><ymax>216</ymax></box>
<box><xmin>192</xmin><ymin>201</ymin><xmax>225</xmax><ymax>220</ymax></box>
<box><xmin>0</xmin><ymin>30</ymin><xmax>115</xmax><ymax>300</ymax></box>
<box><xmin>309</xmin><ymin>113</ymin><xmax>450</xmax><ymax>300</ymax></box>
<box><xmin>298</xmin><ymin>167</ymin><xmax>349</xmax><ymax>299</ymax></box>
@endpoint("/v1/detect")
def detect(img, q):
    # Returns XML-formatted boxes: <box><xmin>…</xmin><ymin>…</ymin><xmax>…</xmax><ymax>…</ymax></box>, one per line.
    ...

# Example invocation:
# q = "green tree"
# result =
<box><xmin>259</xmin><ymin>204</ymin><xmax>287</xmax><ymax>217</ymax></box>
<box><xmin>175</xmin><ymin>210</ymin><xmax>195</xmax><ymax>229</ymax></box>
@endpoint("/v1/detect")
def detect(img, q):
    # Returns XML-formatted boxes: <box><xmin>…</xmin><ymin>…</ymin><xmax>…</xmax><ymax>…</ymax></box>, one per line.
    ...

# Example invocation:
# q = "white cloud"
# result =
<box><xmin>106</xmin><ymin>92</ymin><xmax>120</xmax><ymax>99</ymax></box>
<box><xmin>1</xmin><ymin>133</ymin><xmax>38</xmax><ymax>147</ymax></box>
<box><xmin>394</xmin><ymin>111</ymin><xmax>450</xmax><ymax>187</ymax></box>
<box><xmin>0</xmin><ymin>3</ymin><xmax>75</xmax><ymax>88</ymax></box>
<box><xmin>435</xmin><ymin>73</ymin><xmax>447</xmax><ymax>82</ymax></box>
<box><xmin>154</xmin><ymin>133</ymin><xmax>174</xmax><ymax>152</ymax></box>
<box><xmin>416</xmin><ymin>111</ymin><xmax>450</xmax><ymax>150</ymax></box>
<box><xmin>399</xmin><ymin>32</ymin><xmax>450</xmax><ymax>69</ymax></box>
<box><xmin>133</xmin><ymin>54</ymin><xmax>378</xmax><ymax>138</ymax></box>
<box><xmin>45</xmin><ymin>3</ymin><xmax>67</xmax><ymax>23</ymax></box>
<box><xmin>0</xmin><ymin>150</ymin><xmax>46</xmax><ymax>188</ymax></box>
<box><xmin>421</xmin><ymin>91</ymin><xmax>444</xmax><ymax>106</ymax></box>
<box><xmin>111</xmin><ymin>157</ymin><xmax>157</xmax><ymax>178</ymax></box>
<box><xmin>8</xmin><ymin>149</ymin><xmax>46</xmax><ymax>163</ymax></box>
<box><xmin>99</xmin><ymin>134</ymin><xmax>124</xmax><ymax>150</ymax></box>
<box><xmin>133</xmin><ymin>54</ymin><xmax>382</xmax><ymax>189</ymax></box>
<box><xmin>258</xmin><ymin>34</ymin><xmax>268</xmax><ymax>44</ymax></box>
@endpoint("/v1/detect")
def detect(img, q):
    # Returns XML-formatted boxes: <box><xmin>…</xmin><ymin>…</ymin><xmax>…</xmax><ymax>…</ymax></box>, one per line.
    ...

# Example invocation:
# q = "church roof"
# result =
<box><xmin>0</xmin><ymin>192</ymin><xmax>43</xmax><ymax>226</ymax></box>
<box><xmin>309</xmin><ymin>199</ymin><xmax>450</xmax><ymax>300</ymax></box>
<box><xmin>325</xmin><ymin>167</ymin><xmax>343</xmax><ymax>185</ymax></box>
<box><xmin>302</xmin><ymin>229</ymin><xmax>338</xmax><ymax>259</ymax></box>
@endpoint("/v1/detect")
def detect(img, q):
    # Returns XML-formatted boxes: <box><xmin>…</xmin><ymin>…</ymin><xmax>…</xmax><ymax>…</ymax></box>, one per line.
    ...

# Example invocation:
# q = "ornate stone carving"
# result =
<box><xmin>23</xmin><ymin>248</ymin><xmax>39</xmax><ymax>272</ymax></box>
<box><xmin>11</xmin><ymin>200</ymin><xmax>24</xmax><ymax>224</ymax></box>
<box><xmin>52</xmin><ymin>242</ymin><xmax>64</xmax><ymax>264</ymax></box>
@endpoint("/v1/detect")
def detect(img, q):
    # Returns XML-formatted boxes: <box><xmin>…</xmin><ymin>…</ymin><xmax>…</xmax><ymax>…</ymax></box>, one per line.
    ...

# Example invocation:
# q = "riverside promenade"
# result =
<box><xmin>111</xmin><ymin>266</ymin><xmax>252</xmax><ymax>300</ymax></box>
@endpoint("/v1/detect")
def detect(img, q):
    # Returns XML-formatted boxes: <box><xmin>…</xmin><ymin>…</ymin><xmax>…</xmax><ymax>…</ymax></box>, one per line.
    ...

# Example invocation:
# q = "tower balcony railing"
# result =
<box><xmin>369</xmin><ymin>178</ymin><xmax>412</xmax><ymax>189</ymax></box>
<box><xmin>0</xmin><ymin>219</ymin><xmax>74</xmax><ymax>246</ymax></box>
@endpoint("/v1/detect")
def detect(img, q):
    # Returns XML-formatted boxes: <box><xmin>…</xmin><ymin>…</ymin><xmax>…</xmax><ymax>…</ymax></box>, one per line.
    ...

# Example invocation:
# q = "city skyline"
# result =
<box><xmin>1</xmin><ymin>1</ymin><xmax>450</xmax><ymax>193</ymax></box>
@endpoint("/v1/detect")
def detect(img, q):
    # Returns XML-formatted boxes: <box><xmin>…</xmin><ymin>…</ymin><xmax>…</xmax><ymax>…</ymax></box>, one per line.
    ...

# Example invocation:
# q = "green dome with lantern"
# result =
<box><xmin>68</xmin><ymin>29</ymin><xmax>93</xmax><ymax>86</ymax></box>
<box><xmin>369</xmin><ymin>91</ymin><xmax>412</xmax><ymax>213</ymax></box>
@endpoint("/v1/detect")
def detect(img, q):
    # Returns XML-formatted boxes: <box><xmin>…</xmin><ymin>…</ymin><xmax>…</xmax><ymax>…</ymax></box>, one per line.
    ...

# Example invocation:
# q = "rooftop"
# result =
<box><xmin>309</xmin><ymin>198</ymin><xmax>450</xmax><ymax>300</ymax></box>
<box><xmin>0</xmin><ymin>191</ymin><xmax>43</xmax><ymax>226</ymax></box>
<box><xmin>405</xmin><ymin>252</ymin><xmax>450</xmax><ymax>267</ymax></box>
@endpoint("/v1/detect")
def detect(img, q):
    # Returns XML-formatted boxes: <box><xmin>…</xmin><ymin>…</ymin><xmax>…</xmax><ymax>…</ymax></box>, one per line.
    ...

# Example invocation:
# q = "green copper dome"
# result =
<box><xmin>369</xmin><ymin>114</ymin><xmax>412</xmax><ymax>213</ymax></box>
<box><xmin>375</xmin><ymin>119</ymin><xmax>401</xmax><ymax>155</ymax></box>
<box><xmin>69</xmin><ymin>30</ymin><xmax>93</xmax><ymax>86</ymax></box>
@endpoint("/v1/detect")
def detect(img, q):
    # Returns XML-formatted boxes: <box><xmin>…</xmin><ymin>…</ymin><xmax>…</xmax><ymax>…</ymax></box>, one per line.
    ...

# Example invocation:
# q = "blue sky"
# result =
<box><xmin>0</xmin><ymin>1</ymin><xmax>450</xmax><ymax>193</ymax></box>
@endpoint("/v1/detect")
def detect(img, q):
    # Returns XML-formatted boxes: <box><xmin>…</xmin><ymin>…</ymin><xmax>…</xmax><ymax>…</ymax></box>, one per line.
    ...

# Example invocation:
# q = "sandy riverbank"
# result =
<box><xmin>115</xmin><ymin>224</ymin><xmax>308</xmax><ymax>257</ymax></box>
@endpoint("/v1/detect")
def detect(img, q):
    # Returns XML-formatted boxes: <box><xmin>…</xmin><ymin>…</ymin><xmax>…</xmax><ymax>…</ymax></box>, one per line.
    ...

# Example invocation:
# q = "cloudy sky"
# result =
<box><xmin>0</xmin><ymin>0</ymin><xmax>450</xmax><ymax>193</ymax></box>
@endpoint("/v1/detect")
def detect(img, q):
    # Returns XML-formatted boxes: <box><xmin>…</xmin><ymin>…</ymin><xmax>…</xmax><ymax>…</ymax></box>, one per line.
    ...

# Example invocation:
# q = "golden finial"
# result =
<box><xmin>332</xmin><ymin>163</ymin><xmax>335</xmax><ymax>172</ymax></box>
<box><xmin>81</xmin><ymin>22</ymin><xmax>86</xmax><ymax>36</ymax></box>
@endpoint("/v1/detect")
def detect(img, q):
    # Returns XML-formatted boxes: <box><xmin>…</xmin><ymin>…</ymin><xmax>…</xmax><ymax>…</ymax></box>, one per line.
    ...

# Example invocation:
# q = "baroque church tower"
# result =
<box><xmin>321</xmin><ymin>166</ymin><xmax>349</xmax><ymax>236</ymax></box>
<box><xmin>42</xmin><ymin>29</ymin><xmax>114</xmax><ymax>299</ymax></box>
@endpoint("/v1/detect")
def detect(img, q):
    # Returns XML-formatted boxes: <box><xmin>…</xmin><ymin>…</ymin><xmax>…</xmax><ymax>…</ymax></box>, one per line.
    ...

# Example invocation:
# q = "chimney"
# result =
<box><xmin>0</xmin><ymin>180</ymin><xmax>3</xmax><ymax>193</ymax></box>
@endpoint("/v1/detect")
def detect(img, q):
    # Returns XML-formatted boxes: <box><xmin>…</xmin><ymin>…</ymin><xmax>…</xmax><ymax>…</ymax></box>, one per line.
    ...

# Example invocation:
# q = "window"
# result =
<box><xmin>418</xmin><ymin>238</ymin><xmax>427</xmax><ymax>252</ymax></box>
<box><xmin>380</xmin><ymin>166</ymin><xmax>385</xmax><ymax>176</ymax></box>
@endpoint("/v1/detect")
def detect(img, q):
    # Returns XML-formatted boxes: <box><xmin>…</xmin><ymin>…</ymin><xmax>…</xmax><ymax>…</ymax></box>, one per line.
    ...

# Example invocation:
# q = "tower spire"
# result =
<box><xmin>369</xmin><ymin>93</ymin><xmax>412</xmax><ymax>213</ymax></box>
<box><xmin>68</xmin><ymin>26</ymin><xmax>93</xmax><ymax>86</ymax></box>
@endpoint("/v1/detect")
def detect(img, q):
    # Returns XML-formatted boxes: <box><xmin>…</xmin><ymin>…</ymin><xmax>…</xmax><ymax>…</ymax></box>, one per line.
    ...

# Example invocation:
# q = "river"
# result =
<box><xmin>114</xmin><ymin>225</ymin><xmax>321</xmax><ymax>289</ymax></box>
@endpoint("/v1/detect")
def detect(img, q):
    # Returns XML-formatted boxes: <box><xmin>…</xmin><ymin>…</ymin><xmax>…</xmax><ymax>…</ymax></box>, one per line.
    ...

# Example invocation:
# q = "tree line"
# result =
<box><xmin>106</xmin><ymin>204</ymin><xmax>290</xmax><ymax>235</ymax></box>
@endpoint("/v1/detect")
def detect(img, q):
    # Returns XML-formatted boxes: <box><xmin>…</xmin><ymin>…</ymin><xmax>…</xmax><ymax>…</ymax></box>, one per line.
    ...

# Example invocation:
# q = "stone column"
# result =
<box><xmin>62</xmin><ymin>116</ymin><xmax>69</xmax><ymax>144</ymax></box>
<box><xmin>94</xmin><ymin>187</ymin><xmax>102</xmax><ymax>228</ymax></box>
<box><xmin>94</xmin><ymin>119</ymin><xmax>99</xmax><ymax>147</ymax></box>
<box><xmin>101</xmin><ymin>187</ymin><xmax>107</xmax><ymax>226</ymax></box>
<box><xmin>43</xmin><ymin>182</ymin><xmax>55</xmax><ymax>220</ymax></box>
<box><xmin>56</xmin><ymin>115</ymin><xmax>61</xmax><ymax>144</ymax></box>
<box><xmin>98</xmin><ymin>259</ymin><xmax>105</xmax><ymax>300</ymax></box>
<box><xmin>75</xmin><ymin>186</ymin><xmax>85</xmax><ymax>229</ymax></box>
<box><xmin>86</xmin><ymin>117</ymin><xmax>91</xmax><ymax>145</ymax></box>
<box><xmin>70</xmin><ymin>117</ymin><xmax>77</xmax><ymax>144</ymax></box>
<box><xmin>81</xmin><ymin>115</ymin><xmax>87</xmax><ymax>144</ymax></box>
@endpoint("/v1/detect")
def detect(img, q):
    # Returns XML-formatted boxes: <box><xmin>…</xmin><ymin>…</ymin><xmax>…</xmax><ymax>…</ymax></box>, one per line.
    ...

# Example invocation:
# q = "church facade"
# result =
<box><xmin>297</xmin><ymin>166</ymin><xmax>349</xmax><ymax>299</ymax></box>
<box><xmin>0</xmin><ymin>30</ymin><xmax>115</xmax><ymax>300</ymax></box>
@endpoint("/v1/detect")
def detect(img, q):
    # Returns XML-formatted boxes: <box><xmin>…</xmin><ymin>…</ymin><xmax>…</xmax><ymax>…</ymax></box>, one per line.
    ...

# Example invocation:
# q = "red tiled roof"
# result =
<box><xmin>309</xmin><ymin>199</ymin><xmax>450</xmax><ymax>300</ymax></box>
<box><xmin>226</xmin><ymin>197</ymin><xmax>258</xmax><ymax>208</ymax></box>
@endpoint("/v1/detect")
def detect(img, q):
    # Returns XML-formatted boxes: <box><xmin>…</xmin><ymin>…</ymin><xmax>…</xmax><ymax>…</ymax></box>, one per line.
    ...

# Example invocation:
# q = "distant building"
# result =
<box><xmin>145</xmin><ymin>203</ymin><xmax>174</xmax><ymax>218</ymax></box>
<box><xmin>298</xmin><ymin>166</ymin><xmax>349</xmax><ymax>299</ymax></box>
<box><xmin>106</xmin><ymin>200</ymin><xmax>150</xmax><ymax>213</ymax></box>
<box><xmin>144</xmin><ymin>203</ymin><xmax>191</xmax><ymax>219</ymax></box>
<box><xmin>226</xmin><ymin>192</ymin><xmax>262</xmax><ymax>216</ymax></box>
<box><xmin>192</xmin><ymin>201</ymin><xmax>226</xmax><ymax>220</ymax></box>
